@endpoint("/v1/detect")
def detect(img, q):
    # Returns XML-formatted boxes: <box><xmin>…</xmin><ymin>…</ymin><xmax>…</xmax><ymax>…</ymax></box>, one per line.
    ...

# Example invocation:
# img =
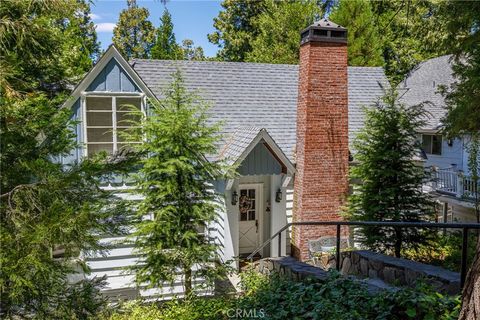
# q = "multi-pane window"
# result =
<box><xmin>85</xmin><ymin>96</ymin><xmax>142</xmax><ymax>156</ymax></box>
<box><xmin>422</xmin><ymin>134</ymin><xmax>442</xmax><ymax>155</ymax></box>
<box><xmin>239</xmin><ymin>188</ymin><xmax>256</xmax><ymax>221</ymax></box>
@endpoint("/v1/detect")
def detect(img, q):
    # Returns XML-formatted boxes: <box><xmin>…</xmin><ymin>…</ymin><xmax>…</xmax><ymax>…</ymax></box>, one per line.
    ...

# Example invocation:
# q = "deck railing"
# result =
<box><xmin>247</xmin><ymin>221</ymin><xmax>480</xmax><ymax>288</ymax></box>
<box><xmin>430</xmin><ymin>167</ymin><xmax>479</xmax><ymax>200</ymax></box>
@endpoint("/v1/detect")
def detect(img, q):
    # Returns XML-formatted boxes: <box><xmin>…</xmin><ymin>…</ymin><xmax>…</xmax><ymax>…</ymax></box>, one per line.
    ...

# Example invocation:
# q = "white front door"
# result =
<box><xmin>238</xmin><ymin>186</ymin><xmax>261</xmax><ymax>255</ymax></box>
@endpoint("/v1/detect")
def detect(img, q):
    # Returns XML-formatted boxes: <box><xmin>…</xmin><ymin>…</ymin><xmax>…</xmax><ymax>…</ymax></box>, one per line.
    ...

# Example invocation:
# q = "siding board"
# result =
<box><xmin>87</xmin><ymin>58</ymin><xmax>139</xmax><ymax>93</ymax></box>
<box><xmin>238</xmin><ymin>143</ymin><xmax>282</xmax><ymax>176</ymax></box>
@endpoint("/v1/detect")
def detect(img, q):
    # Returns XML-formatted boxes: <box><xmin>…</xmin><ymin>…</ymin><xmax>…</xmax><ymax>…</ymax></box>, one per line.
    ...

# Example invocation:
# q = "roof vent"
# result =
<box><xmin>300</xmin><ymin>19</ymin><xmax>347</xmax><ymax>45</ymax></box>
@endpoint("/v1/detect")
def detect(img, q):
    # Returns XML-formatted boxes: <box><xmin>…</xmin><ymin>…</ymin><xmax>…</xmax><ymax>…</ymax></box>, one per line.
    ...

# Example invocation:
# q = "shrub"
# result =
<box><xmin>101</xmin><ymin>270</ymin><xmax>460</xmax><ymax>320</ymax></box>
<box><xmin>402</xmin><ymin>230</ymin><xmax>478</xmax><ymax>272</ymax></box>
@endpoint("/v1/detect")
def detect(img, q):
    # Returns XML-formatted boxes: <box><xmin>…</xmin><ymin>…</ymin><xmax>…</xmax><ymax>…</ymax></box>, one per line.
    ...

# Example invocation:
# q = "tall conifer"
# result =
<box><xmin>347</xmin><ymin>90</ymin><xmax>436</xmax><ymax>258</ymax></box>
<box><xmin>112</xmin><ymin>0</ymin><xmax>155</xmax><ymax>59</ymax></box>
<box><xmin>131</xmin><ymin>72</ymin><xmax>230</xmax><ymax>295</ymax></box>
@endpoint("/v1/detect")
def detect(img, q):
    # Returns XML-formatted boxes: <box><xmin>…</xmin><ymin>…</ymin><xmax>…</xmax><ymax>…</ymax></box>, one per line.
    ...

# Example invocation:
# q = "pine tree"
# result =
<box><xmin>0</xmin><ymin>0</ymin><xmax>133</xmax><ymax>317</ymax></box>
<box><xmin>347</xmin><ymin>90</ymin><xmax>436</xmax><ymax>258</ymax></box>
<box><xmin>329</xmin><ymin>0</ymin><xmax>383</xmax><ymax>67</ymax></box>
<box><xmin>151</xmin><ymin>8</ymin><xmax>182</xmax><ymax>60</ymax></box>
<box><xmin>245</xmin><ymin>0</ymin><xmax>321</xmax><ymax>64</ymax></box>
<box><xmin>208</xmin><ymin>0</ymin><xmax>268</xmax><ymax>61</ymax></box>
<box><xmin>436</xmin><ymin>3</ymin><xmax>480</xmax><ymax>318</ymax></box>
<box><xmin>370</xmin><ymin>0</ymin><xmax>449</xmax><ymax>84</ymax></box>
<box><xmin>180</xmin><ymin>39</ymin><xmax>205</xmax><ymax>61</ymax></box>
<box><xmin>112</xmin><ymin>0</ymin><xmax>155</xmax><ymax>59</ymax></box>
<box><xmin>131</xmin><ymin>72</ymin><xmax>229</xmax><ymax>295</ymax></box>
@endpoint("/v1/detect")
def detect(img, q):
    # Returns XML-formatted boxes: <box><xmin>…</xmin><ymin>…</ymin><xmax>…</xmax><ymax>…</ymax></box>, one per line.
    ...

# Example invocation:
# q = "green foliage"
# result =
<box><xmin>0</xmin><ymin>0</ymin><xmax>99</xmax><ymax>96</ymax></box>
<box><xmin>129</xmin><ymin>71</ymin><xmax>230</xmax><ymax>295</ymax></box>
<box><xmin>102</xmin><ymin>297</ymin><xmax>234</xmax><ymax>320</ymax></box>
<box><xmin>180</xmin><ymin>39</ymin><xmax>205</xmax><ymax>61</ymax></box>
<box><xmin>102</xmin><ymin>270</ymin><xmax>460</xmax><ymax>320</ymax></box>
<box><xmin>208</xmin><ymin>0</ymin><xmax>268</xmax><ymax>62</ymax></box>
<box><xmin>0</xmin><ymin>98</ymin><xmax>133</xmax><ymax>316</ymax></box>
<box><xmin>209</xmin><ymin>0</ymin><xmax>319</xmax><ymax>64</ymax></box>
<box><xmin>151</xmin><ymin>8</ymin><xmax>182</xmax><ymax>60</ymax></box>
<box><xmin>245</xmin><ymin>0</ymin><xmax>320</xmax><ymax>64</ymax></box>
<box><xmin>370</xmin><ymin>0</ymin><xmax>449</xmax><ymax>84</ymax></box>
<box><xmin>329</xmin><ymin>0</ymin><xmax>383</xmax><ymax>67</ymax></box>
<box><xmin>0</xmin><ymin>0</ymin><xmax>133</xmax><ymax>317</ymax></box>
<box><xmin>112</xmin><ymin>0</ymin><xmax>155</xmax><ymax>59</ymax></box>
<box><xmin>439</xmin><ymin>0</ymin><xmax>480</xmax><ymax>138</ymax></box>
<box><xmin>346</xmin><ymin>89</ymin><xmax>436</xmax><ymax>257</ymax></box>
<box><xmin>402</xmin><ymin>230</ymin><xmax>479</xmax><ymax>272</ymax></box>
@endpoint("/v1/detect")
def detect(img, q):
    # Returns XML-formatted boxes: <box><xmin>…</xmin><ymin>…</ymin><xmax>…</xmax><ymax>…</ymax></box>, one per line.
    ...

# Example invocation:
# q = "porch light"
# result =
<box><xmin>231</xmin><ymin>191</ymin><xmax>238</xmax><ymax>206</ymax></box>
<box><xmin>275</xmin><ymin>189</ymin><xmax>282</xmax><ymax>203</ymax></box>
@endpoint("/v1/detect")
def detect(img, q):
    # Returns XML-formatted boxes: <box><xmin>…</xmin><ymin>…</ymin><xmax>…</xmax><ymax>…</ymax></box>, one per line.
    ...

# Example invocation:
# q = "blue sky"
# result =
<box><xmin>90</xmin><ymin>0</ymin><xmax>222</xmax><ymax>57</ymax></box>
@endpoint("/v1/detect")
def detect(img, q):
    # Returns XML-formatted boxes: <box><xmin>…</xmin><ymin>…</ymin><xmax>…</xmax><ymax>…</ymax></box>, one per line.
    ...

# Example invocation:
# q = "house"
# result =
<box><xmin>399</xmin><ymin>55</ymin><xmax>479</xmax><ymax>223</ymax></box>
<box><xmin>60</xmin><ymin>19</ymin><xmax>472</xmax><ymax>299</ymax></box>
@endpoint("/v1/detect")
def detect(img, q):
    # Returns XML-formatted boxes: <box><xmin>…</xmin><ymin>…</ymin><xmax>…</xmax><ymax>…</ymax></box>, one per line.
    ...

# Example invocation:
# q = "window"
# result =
<box><xmin>239</xmin><ymin>188</ymin><xmax>256</xmax><ymax>221</ymax></box>
<box><xmin>422</xmin><ymin>134</ymin><xmax>442</xmax><ymax>155</ymax></box>
<box><xmin>85</xmin><ymin>96</ymin><xmax>142</xmax><ymax>156</ymax></box>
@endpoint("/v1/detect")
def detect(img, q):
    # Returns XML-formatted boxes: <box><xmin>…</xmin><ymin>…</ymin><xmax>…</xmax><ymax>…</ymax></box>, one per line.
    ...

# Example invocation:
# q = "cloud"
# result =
<box><xmin>89</xmin><ymin>13</ymin><xmax>101</xmax><ymax>20</ymax></box>
<box><xmin>95</xmin><ymin>23</ymin><xmax>116</xmax><ymax>33</ymax></box>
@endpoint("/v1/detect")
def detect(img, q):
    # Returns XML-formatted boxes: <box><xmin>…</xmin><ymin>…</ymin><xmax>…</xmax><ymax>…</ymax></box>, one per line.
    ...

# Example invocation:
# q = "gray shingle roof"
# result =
<box><xmin>398</xmin><ymin>55</ymin><xmax>455</xmax><ymax>131</ymax></box>
<box><xmin>219</xmin><ymin>126</ymin><xmax>262</xmax><ymax>166</ymax></box>
<box><xmin>131</xmin><ymin>59</ymin><xmax>389</xmax><ymax>162</ymax></box>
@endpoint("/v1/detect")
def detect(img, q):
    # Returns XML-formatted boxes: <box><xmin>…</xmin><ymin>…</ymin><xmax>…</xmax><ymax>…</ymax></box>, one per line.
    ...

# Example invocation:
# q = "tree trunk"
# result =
<box><xmin>184</xmin><ymin>267</ymin><xmax>192</xmax><ymax>297</ymax></box>
<box><xmin>459</xmin><ymin>237</ymin><xmax>480</xmax><ymax>320</ymax></box>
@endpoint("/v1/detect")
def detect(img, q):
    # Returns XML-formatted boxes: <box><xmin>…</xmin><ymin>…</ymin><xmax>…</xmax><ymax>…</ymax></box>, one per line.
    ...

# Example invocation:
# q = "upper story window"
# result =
<box><xmin>85</xmin><ymin>95</ymin><xmax>143</xmax><ymax>156</ymax></box>
<box><xmin>422</xmin><ymin>134</ymin><xmax>442</xmax><ymax>155</ymax></box>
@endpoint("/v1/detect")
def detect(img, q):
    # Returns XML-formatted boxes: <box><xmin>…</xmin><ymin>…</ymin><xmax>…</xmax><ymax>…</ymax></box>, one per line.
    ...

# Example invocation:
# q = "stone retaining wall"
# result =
<box><xmin>255</xmin><ymin>256</ymin><xmax>392</xmax><ymax>294</ymax></box>
<box><xmin>314</xmin><ymin>250</ymin><xmax>460</xmax><ymax>294</ymax></box>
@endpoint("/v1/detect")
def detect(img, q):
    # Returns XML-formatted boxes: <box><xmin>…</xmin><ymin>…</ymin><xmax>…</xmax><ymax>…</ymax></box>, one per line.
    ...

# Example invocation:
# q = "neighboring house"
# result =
<box><xmin>60</xmin><ymin>20</ymin><xmax>472</xmax><ymax>300</ymax></box>
<box><xmin>399</xmin><ymin>55</ymin><xmax>478</xmax><ymax>223</ymax></box>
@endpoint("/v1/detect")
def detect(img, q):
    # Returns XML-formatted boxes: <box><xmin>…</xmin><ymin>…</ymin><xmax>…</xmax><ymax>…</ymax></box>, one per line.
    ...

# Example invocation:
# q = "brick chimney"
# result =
<box><xmin>292</xmin><ymin>19</ymin><xmax>349</xmax><ymax>261</ymax></box>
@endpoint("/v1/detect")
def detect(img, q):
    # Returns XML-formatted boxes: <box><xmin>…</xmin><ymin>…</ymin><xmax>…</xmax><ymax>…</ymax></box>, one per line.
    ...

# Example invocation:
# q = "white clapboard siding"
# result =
<box><xmin>82</xmin><ymin>189</ymin><xmax>219</xmax><ymax>300</ymax></box>
<box><xmin>285</xmin><ymin>187</ymin><xmax>294</xmax><ymax>255</ymax></box>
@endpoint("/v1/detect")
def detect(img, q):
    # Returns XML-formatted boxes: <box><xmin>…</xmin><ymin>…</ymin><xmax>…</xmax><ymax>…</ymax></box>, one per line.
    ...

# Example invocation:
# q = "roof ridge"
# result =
<box><xmin>130</xmin><ymin>59</ymin><xmax>299</xmax><ymax>68</ymax></box>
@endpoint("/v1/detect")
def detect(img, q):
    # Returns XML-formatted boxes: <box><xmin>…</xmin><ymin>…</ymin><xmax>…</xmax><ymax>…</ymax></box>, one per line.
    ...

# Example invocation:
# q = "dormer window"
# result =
<box><xmin>84</xmin><ymin>94</ymin><xmax>143</xmax><ymax>156</ymax></box>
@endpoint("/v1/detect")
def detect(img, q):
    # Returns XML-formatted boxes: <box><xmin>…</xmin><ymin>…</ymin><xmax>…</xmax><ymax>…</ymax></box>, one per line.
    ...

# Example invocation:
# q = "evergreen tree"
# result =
<box><xmin>435</xmin><ymin>3</ymin><xmax>480</xmax><ymax>318</ymax></box>
<box><xmin>208</xmin><ymin>0</ymin><xmax>268</xmax><ymax>61</ymax></box>
<box><xmin>112</xmin><ymin>0</ymin><xmax>155</xmax><ymax>59</ymax></box>
<box><xmin>63</xmin><ymin>0</ymin><xmax>101</xmax><ymax>75</ymax></box>
<box><xmin>180</xmin><ymin>39</ymin><xmax>205</xmax><ymax>61</ymax></box>
<box><xmin>347</xmin><ymin>90</ymin><xmax>436</xmax><ymax>258</ymax></box>
<box><xmin>0</xmin><ymin>0</ymin><xmax>100</xmax><ymax>95</ymax></box>
<box><xmin>245</xmin><ymin>0</ymin><xmax>321</xmax><ymax>64</ymax></box>
<box><xmin>370</xmin><ymin>0</ymin><xmax>448</xmax><ymax>84</ymax></box>
<box><xmin>151</xmin><ymin>8</ymin><xmax>182</xmax><ymax>60</ymax></box>
<box><xmin>329</xmin><ymin>0</ymin><xmax>383</xmax><ymax>67</ymax></box>
<box><xmin>130</xmin><ymin>72</ymin><xmax>229</xmax><ymax>295</ymax></box>
<box><xmin>0</xmin><ymin>0</ymin><xmax>132</xmax><ymax>317</ymax></box>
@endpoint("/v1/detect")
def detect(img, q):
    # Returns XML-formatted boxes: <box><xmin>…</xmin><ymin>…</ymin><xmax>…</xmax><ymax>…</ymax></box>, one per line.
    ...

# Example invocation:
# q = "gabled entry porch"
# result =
<box><xmin>216</xmin><ymin>127</ymin><xmax>295</xmax><ymax>270</ymax></box>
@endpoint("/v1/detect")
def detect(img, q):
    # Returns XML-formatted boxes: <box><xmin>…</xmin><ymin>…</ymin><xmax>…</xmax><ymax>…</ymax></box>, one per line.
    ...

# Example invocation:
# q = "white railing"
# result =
<box><xmin>430</xmin><ymin>167</ymin><xmax>479</xmax><ymax>201</ymax></box>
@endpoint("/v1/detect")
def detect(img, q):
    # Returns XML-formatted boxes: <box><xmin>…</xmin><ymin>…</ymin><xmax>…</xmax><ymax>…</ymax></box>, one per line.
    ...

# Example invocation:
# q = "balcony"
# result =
<box><xmin>429</xmin><ymin>167</ymin><xmax>479</xmax><ymax>201</ymax></box>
